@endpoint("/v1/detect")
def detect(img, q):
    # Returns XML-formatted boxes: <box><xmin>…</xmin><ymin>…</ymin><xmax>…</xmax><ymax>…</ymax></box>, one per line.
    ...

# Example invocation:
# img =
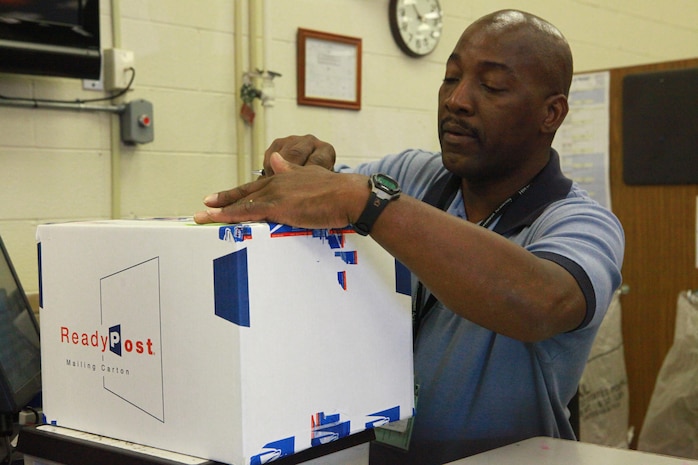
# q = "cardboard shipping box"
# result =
<box><xmin>37</xmin><ymin>220</ymin><xmax>414</xmax><ymax>464</ymax></box>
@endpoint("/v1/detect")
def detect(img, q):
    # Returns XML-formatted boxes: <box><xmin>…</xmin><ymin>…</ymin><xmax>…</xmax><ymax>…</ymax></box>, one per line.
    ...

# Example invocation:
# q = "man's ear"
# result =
<box><xmin>541</xmin><ymin>94</ymin><xmax>569</xmax><ymax>134</ymax></box>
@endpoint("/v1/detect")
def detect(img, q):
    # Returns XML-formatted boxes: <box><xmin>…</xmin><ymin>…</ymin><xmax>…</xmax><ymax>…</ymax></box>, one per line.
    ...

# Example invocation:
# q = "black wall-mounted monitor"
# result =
<box><xmin>0</xmin><ymin>235</ymin><xmax>41</xmax><ymax>436</ymax></box>
<box><xmin>0</xmin><ymin>0</ymin><xmax>101</xmax><ymax>79</ymax></box>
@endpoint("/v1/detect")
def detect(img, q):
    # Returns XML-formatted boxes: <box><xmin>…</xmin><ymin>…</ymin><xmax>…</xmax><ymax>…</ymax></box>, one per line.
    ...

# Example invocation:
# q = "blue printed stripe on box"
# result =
<box><xmin>213</xmin><ymin>248</ymin><xmax>250</xmax><ymax>327</ymax></box>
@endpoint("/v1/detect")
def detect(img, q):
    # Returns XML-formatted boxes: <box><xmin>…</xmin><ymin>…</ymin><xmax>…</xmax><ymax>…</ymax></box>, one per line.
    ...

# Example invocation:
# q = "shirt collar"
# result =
<box><xmin>492</xmin><ymin>149</ymin><xmax>573</xmax><ymax>235</ymax></box>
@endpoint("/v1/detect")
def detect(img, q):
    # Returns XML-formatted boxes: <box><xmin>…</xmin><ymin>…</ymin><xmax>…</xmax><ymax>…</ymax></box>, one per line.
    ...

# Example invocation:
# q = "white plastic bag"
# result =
<box><xmin>637</xmin><ymin>290</ymin><xmax>698</xmax><ymax>459</ymax></box>
<box><xmin>579</xmin><ymin>290</ymin><xmax>631</xmax><ymax>447</ymax></box>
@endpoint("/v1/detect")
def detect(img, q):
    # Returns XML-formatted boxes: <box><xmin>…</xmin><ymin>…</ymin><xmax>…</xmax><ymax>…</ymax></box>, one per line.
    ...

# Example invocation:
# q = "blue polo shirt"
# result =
<box><xmin>341</xmin><ymin>149</ymin><xmax>624</xmax><ymax>464</ymax></box>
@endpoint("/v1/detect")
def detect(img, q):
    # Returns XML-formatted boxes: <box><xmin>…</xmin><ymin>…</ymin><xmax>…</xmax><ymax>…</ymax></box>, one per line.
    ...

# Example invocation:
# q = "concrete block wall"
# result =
<box><xmin>1</xmin><ymin>0</ymin><xmax>697</xmax><ymax>293</ymax></box>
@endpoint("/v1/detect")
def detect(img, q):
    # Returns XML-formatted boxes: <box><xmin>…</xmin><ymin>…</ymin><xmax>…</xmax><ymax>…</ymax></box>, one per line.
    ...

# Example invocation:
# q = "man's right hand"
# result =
<box><xmin>262</xmin><ymin>134</ymin><xmax>336</xmax><ymax>175</ymax></box>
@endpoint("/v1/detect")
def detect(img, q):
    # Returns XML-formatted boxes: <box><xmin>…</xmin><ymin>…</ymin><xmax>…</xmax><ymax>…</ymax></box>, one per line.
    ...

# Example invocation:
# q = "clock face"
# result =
<box><xmin>389</xmin><ymin>0</ymin><xmax>443</xmax><ymax>57</ymax></box>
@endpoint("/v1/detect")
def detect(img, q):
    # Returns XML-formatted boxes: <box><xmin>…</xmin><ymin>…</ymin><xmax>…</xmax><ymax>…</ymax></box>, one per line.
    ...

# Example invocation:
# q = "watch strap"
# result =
<box><xmin>353</xmin><ymin>191</ymin><xmax>390</xmax><ymax>236</ymax></box>
<box><xmin>352</xmin><ymin>174</ymin><xmax>400</xmax><ymax>236</ymax></box>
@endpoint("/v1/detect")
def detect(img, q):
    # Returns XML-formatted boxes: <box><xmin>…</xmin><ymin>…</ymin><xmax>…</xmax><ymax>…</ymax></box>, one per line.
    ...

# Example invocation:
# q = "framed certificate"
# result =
<box><xmin>297</xmin><ymin>29</ymin><xmax>362</xmax><ymax>110</ymax></box>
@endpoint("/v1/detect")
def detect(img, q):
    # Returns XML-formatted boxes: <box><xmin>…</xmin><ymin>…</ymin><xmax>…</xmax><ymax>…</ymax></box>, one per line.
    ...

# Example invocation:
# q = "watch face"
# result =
<box><xmin>372</xmin><ymin>173</ymin><xmax>401</xmax><ymax>196</ymax></box>
<box><xmin>389</xmin><ymin>0</ymin><xmax>443</xmax><ymax>57</ymax></box>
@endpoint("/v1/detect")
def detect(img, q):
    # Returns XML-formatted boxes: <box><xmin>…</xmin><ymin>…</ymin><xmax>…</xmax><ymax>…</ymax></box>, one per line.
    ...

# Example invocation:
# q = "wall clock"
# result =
<box><xmin>389</xmin><ymin>0</ymin><xmax>443</xmax><ymax>57</ymax></box>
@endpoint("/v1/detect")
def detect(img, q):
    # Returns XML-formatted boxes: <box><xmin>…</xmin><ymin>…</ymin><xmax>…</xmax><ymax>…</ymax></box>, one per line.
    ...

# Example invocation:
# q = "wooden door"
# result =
<box><xmin>608</xmin><ymin>58</ymin><xmax>698</xmax><ymax>447</ymax></box>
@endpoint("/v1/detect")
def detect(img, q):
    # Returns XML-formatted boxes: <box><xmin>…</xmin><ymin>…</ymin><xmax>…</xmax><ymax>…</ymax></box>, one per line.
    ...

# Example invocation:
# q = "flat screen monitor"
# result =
<box><xmin>0</xmin><ymin>0</ymin><xmax>101</xmax><ymax>79</ymax></box>
<box><xmin>0</xmin><ymin>235</ymin><xmax>41</xmax><ymax>431</ymax></box>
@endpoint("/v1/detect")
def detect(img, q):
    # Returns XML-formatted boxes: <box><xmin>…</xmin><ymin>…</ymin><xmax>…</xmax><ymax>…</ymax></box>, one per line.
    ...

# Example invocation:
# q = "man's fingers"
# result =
<box><xmin>269</xmin><ymin>152</ymin><xmax>295</xmax><ymax>174</ymax></box>
<box><xmin>194</xmin><ymin>196</ymin><xmax>264</xmax><ymax>224</ymax></box>
<box><xmin>203</xmin><ymin>183</ymin><xmax>259</xmax><ymax>208</ymax></box>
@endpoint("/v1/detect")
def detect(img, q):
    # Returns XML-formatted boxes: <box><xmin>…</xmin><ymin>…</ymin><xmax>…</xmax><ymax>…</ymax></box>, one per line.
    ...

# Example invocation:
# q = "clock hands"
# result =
<box><xmin>409</xmin><ymin>1</ymin><xmax>440</xmax><ymax>37</ymax></box>
<box><xmin>410</xmin><ymin>2</ymin><xmax>424</xmax><ymax>22</ymax></box>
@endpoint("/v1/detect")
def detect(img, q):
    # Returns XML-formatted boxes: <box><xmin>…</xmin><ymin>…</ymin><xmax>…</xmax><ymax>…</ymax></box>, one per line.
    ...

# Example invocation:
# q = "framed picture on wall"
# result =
<box><xmin>297</xmin><ymin>28</ymin><xmax>362</xmax><ymax>110</ymax></box>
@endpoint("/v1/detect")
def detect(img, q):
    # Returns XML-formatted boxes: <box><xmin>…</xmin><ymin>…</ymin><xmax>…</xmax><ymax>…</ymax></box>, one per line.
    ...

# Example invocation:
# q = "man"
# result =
<box><xmin>195</xmin><ymin>10</ymin><xmax>624</xmax><ymax>464</ymax></box>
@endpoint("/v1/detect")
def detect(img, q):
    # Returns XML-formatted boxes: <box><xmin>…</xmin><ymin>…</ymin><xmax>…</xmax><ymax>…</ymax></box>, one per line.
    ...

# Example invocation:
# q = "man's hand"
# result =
<box><xmin>262</xmin><ymin>134</ymin><xmax>336</xmax><ymax>175</ymax></box>
<box><xmin>194</xmin><ymin>152</ymin><xmax>368</xmax><ymax>228</ymax></box>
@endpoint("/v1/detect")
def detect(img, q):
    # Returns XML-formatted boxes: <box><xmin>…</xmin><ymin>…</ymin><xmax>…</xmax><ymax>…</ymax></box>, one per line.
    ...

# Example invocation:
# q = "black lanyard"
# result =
<box><xmin>412</xmin><ymin>173</ymin><xmax>530</xmax><ymax>340</ymax></box>
<box><xmin>477</xmin><ymin>183</ymin><xmax>531</xmax><ymax>229</ymax></box>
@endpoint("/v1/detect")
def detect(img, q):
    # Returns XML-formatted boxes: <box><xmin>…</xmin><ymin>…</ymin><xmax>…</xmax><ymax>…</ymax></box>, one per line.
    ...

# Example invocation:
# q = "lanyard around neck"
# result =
<box><xmin>478</xmin><ymin>183</ymin><xmax>531</xmax><ymax>229</ymax></box>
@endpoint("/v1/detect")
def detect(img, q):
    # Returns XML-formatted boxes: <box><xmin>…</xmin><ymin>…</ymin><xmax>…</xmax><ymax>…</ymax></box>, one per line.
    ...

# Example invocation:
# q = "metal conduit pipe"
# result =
<box><xmin>235</xmin><ymin>1</ymin><xmax>248</xmax><ymax>186</ymax></box>
<box><xmin>249</xmin><ymin>0</ymin><xmax>266</xmax><ymax>175</ymax></box>
<box><xmin>0</xmin><ymin>100</ymin><xmax>123</xmax><ymax>113</ymax></box>
<box><xmin>110</xmin><ymin>0</ymin><xmax>123</xmax><ymax>219</ymax></box>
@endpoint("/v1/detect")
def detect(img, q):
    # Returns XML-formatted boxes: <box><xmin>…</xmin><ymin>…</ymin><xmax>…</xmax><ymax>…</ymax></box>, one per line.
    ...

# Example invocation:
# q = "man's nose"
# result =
<box><xmin>444</xmin><ymin>80</ymin><xmax>475</xmax><ymax>114</ymax></box>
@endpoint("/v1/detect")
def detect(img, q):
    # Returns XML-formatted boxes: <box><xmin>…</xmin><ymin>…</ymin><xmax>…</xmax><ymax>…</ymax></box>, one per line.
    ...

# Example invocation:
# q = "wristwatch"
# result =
<box><xmin>352</xmin><ymin>173</ymin><xmax>401</xmax><ymax>236</ymax></box>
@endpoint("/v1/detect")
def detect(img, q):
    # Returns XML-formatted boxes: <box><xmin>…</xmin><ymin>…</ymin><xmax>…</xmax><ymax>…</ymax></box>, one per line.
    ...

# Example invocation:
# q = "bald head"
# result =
<box><xmin>466</xmin><ymin>10</ymin><xmax>573</xmax><ymax>97</ymax></box>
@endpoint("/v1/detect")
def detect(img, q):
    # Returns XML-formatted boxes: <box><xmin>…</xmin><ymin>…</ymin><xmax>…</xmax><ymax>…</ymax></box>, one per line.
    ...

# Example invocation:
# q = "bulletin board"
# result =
<box><xmin>622</xmin><ymin>67</ymin><xmax>698</xmax><ymax>185</ymax></box>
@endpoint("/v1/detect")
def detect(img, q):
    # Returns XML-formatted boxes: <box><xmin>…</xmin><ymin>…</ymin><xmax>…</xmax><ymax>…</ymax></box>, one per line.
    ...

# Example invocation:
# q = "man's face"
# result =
<box><xmin>437</xmin><ymin>23</ymin><xmax>550</xmax><ymax>184</ymax></box>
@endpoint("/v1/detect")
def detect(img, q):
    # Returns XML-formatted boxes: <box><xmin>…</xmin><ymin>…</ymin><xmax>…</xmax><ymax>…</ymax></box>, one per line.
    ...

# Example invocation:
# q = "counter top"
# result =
<box><xmin>447</xmin><ymin>437</ymin><xmax>698</xmax><ymax>465</ymax></box>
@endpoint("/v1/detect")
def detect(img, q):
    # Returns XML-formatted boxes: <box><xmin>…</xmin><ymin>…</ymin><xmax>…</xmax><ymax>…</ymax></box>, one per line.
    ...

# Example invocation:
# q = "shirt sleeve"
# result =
<box><xmin>336</xmin><ymin>149</ymin><xmax>446</xmax><ymax>200</ymax></box>
<box><xmin>526</xmin><ymin>196</ymin><xmax>625</xmax><ymax>331</ymax></box>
